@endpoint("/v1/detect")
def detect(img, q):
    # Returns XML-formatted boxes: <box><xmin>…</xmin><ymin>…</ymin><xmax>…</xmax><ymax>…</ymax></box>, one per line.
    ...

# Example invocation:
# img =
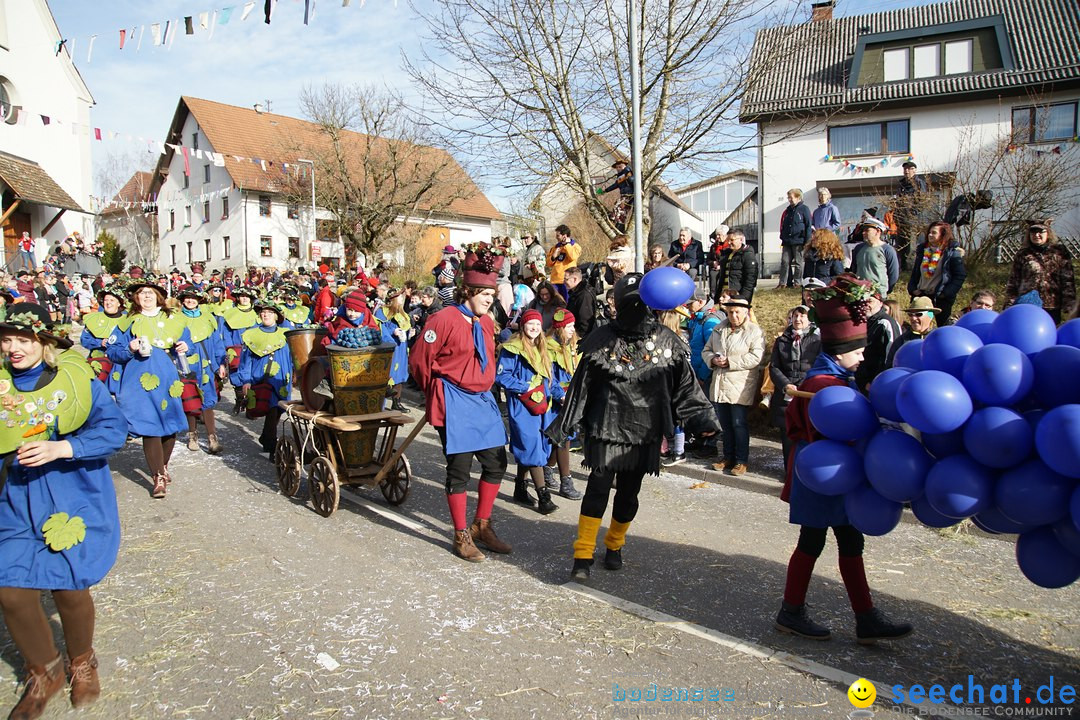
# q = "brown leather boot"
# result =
<box><xmin>452</xmin><ymin>529</ymin><xmax>485</xmax><ymax>563</ymax></box>
<box><xmin>468</xmin><ymin>517</ymin><xmax>512</xmax><ymax>554</ymax></box>
<box><xmin>10</xmin><ymin>654</ymin><xmax>64</xmax><ymax>720</ymax></box>
<box><xmin>67</xmin><ymin>649</ymin><xmax>100</xmax><ymax>708</ymax></box>
<box><xmin>151</xmin><ymin>473</ymin><xmax>167</xmax><ymax>499</ymax></box>
<box><xmin>207</xmin><ymin>434</ymin><xmax>223</xmax><ymax>455</ymax></box>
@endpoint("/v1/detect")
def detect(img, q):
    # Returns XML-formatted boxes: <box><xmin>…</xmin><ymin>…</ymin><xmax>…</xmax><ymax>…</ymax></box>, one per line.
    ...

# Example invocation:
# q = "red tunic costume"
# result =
<box><xmin>780</xmin><ymin>373</ymin><xmax>848</xmax><ymax>503</ymax></box>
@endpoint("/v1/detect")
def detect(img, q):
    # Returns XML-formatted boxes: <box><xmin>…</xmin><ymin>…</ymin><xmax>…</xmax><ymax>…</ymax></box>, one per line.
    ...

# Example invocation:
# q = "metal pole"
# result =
<box><xmin>628</xmin><ymin>0</ymin><xmax>645</xmax><ymax>273</ymax></box>
<box><xmin>297</xmin><ymin>159</ymin><xmax>316</xmax><ymax>264</ymax></box>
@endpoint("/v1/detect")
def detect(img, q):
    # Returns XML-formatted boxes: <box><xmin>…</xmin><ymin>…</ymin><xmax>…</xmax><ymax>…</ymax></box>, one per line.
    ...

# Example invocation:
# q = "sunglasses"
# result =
<box><xmin>1029</xmin><ymin>228</ymin><xmax>1047</xmax><ymax>234</ymax></box>
<box><xmin>907</xmin><ymin>311</ymin><xmax>933</xmax><ymax>319</ymax></box>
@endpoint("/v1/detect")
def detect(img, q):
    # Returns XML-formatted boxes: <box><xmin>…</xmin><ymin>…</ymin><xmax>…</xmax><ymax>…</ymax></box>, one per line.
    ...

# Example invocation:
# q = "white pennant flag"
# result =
<box><xmin>151</xmin><ymin>23</ymin><xmax>161</xmax><ymax>46</ymax></box>
<box><xmin>241</xmin><ymin>2</ymin><xmax>255</xmax><ymax>21</ymax></box>
<box><xmin>136</xmin><ymin>25</ymin><xmax>145</xmax><ymax>51</ymax></box>
<box><xmin>212</xmin><ymin>152</ymin><xmax>226</xmax><ymax>167</ymax></box>
<box><xmin>208</xmin><ymin>11</ymin><xmax>218</xmax><ymax>40</ymax></box>
<box><xmin>199</xmin><ymin>11</ymin><xmax>209</xmax><ymax>29</ymax></box>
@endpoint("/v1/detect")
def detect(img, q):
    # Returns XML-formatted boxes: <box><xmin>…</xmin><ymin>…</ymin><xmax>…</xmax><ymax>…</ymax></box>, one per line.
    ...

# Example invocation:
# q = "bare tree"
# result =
<box><xmin>405</xmin><ymin>0</ymin><xmax>803</xmax><ymax>239</ymax></box>
<box><xmin>94</xmin><ymin>150</ymin><xmax>158</xmax><ymax>267</ymax></box>
<box><xmin>281</xmin><ymin>84</ymin><xmax>481</xmax><ymax>260</ymax></box>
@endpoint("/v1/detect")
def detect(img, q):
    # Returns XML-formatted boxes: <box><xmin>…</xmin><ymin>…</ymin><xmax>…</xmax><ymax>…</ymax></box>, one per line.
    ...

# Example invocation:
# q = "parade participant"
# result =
<box><xmin>313</xmin><ymin>275</ymin><xmax>339</xmax><ymax>323</ymax></box>
<box><xmin>79</xmin><ymin>282</ymin><xmax>129</xmax><ymax>396</ymax></box>
<box><xmin>375</xmin><ymin>288</ymin><xmax>411</xmax><ymax>412</ymax></box>
<box><xmin>237</xmin><ymin>300</ymin><xmax>293</xmax><ymax>456</ymax></box>
<box><xmin>177</xmin><ymin>286</ymin><xmax>227</xmax><ymax>455</ymax></box>
<box><xmin>545</xmin><ymin>309</ymin><xmax>583</xmax><ymax>496</ymax></box>
<box><xmin>217</xmin><ymin>287</ymin><xmax>259</xmax><ymax>408</ymax></box>
<box><xmin>323</xmin><ymin>290</ymin><xmax>377</xmax><ymax>346</ymax></box>
<box><xmin>777</xmin><ymin>274</ymin><xmax>912</xmax><ymax>644</ymax></box>
<box><xmin>203</xmin><ymin>283</ymin><xmax>230</xmax><ymax>316</ymax></box>
<box><xmin>409</xmin><ymin>245</ymin><xmax>510</xmax><ymax>562</ymax></box>
<box><xmin>496</xmin><ymin>309</ymin><xmax>561</xmax><ymax>514</ymax></box>
<box><xmin>278</xmin><ymin>284</ymin><xmax>310</xmax><ymax>328</ymax></box>
<box><xmin>0</xmin><ymin>303</ymin><xmax>127</xmax><ymax>719</ymax></box>
<box><xmin>548</xmin><ymin>273</ymin><xmax>719</xmax><ymax>580</ymax></box>
<box><xmin>106</xmin><ymin>281</ymin><xmax>192</xmax><ymax>499</ymax></box>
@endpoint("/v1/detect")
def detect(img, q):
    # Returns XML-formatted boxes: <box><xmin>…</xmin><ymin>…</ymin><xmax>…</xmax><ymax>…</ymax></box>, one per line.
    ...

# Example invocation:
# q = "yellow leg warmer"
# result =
<box><xmin>573</xmin><ymin>515</ymin><xmax>604</xmax><ymax>560</ymax></box>
<box><xmin>604</xmin><ymin>519</ymin><xmax>632</xmax><ymax>551</ymax></box>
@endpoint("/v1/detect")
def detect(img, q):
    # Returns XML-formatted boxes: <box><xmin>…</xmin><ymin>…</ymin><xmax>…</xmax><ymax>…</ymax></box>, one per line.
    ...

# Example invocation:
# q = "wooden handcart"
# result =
<box><xmin>274</xmin><ymin>400</ymin><xmax>426</xmax><ymax>517</ymax></box>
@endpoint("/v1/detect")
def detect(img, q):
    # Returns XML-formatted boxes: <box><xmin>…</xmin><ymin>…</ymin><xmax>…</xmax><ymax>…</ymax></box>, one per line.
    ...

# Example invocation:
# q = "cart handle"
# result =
<box><xmin>784</xmin><ymin>387</ymin><xmax>817</xmax><ymax>399</ymax></box>
<box><xmin>373</xmin><ymin>418</ymin><xmax>428</xmax><ymax>485</ymax></box>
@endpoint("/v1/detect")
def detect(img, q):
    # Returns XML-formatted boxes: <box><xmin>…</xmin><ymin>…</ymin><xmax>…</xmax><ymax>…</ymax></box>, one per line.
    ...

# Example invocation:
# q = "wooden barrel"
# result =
<box><xmin>285</xmin><ymin>328</ymin><xmax>327</xmax><ymax>371</ymax></box>
<box><xmin>325</xmin><ymin>344</ymin><xmax>394</xmax><ymax>467</ymax></box>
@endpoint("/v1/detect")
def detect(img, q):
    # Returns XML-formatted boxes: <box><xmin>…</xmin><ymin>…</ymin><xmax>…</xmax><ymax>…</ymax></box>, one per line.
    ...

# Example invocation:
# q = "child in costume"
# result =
<box><xmin>323</xmin><ymin>290</ymin><xmax>378</xmax><ymax>346</ymax></box>
<box><xmin>106</xmin><ymin>281</ymin><xmax>192</xmax><ymax>499</ymax></box>
<box><xmin>0</xmin><ymin>303</ymin><xmax>126</xmax><ymax>720</ymax></box>
<box><xmin>496</xmin><ymin>309</ymin><xmax>561</xmax><ymax>515</ymax></box>
<box><xmin>79</xmin><ymin>282</ymin><xmax>129</xmax><ymax>396</ymax></box>
<box><xmin>777</xmin><ymin>274</ymin><xmax>912</xmax><ymax>644</ymax></box>
<box><xmin>548</xmin><ymin>273</ymin><xmax>718</xmax><ymax>580</ymax></box>
<box><xmin>375</xmin><ymin>288</ymin><xmax>411</xmax><ymax>412</ymax></box>
<box><xmin>177</xmin><ymin>285</ymin><xmax>228</xmax><ymax>455</ymax></box>
<box><xmin>544</xmin><ymin>309</ymin><xmax>583</xmax><ymax>498</ymax></box>
<box><xmin>237</xmin><ymin>300</ymin><xmax>293</xmax><ymax>456</ymax></box>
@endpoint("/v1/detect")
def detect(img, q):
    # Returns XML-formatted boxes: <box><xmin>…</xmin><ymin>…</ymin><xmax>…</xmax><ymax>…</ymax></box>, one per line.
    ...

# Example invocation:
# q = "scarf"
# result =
<box><xmin>455</xmin><ymin>304</ymin><xmax>489</xmax><ymax>372</ymax></box>
<box><xmin>182</xmin><ymin>308</ymin><xmax>200</xmax><ymax>318</ymax></box>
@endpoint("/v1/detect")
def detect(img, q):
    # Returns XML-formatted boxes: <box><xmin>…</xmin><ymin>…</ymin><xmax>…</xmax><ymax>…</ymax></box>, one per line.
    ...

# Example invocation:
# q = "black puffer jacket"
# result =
<box><xmin>725</xmin><ymin>246</ymin><xmax>758</xmax><ymax>301</ymax></box>
<box><xmin>768</xmin><ymin>325</ymin><xmax>821</xmax><ymax>428</ymax></box>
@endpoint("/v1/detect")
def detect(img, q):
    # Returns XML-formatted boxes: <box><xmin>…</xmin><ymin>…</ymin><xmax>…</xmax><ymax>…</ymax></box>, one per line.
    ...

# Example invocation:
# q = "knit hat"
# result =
<box><xmin>520</xmin><ymin>309</ymin><xmax>543</xmax><ymax>327</ymax></box>
<box><xmin>461</xmin><ymin>244</ymin><xmax>505</xmax><ymax>289</ymax></box>
<box><xmin>811</xmin><ymin>274</ymin><xmax>873</xmax><ymax>355</ymax></box>
<box><xmin>551</xmin><ymin>308</ymin><xmax>575</xmax><ymax>329</ymax></box>
<box><xmin>0</xmin><ymin>302</ymin><xmax>73</xmax><ymax>349</ymax></box>
<box><xmin>343</xmin><ymin>291</ymin><xmax>369</xmax><ymax>312</ymax></box>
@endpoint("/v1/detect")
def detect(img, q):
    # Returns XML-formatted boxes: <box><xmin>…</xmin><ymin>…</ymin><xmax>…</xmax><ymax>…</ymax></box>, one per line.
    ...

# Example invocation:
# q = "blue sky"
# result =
<box><xmin>51</xmin><ymin>0</ymin><xmax>940</xmax><ymax>209</ymax></box>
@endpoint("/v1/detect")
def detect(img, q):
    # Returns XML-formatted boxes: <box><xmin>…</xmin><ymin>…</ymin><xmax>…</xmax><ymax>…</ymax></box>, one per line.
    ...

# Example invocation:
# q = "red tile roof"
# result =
<box><xmin>100</xmin><ymin>170</ymin><xmax>153</xmax><ymax>216</ymax></box>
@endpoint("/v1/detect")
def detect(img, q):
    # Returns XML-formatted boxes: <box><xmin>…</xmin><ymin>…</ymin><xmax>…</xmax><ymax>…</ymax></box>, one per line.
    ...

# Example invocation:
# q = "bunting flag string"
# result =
<box><xmin>1005</xmin><ymin>137</ymin><xmax>1080</xmax><ymax>155</ymax></box>
<box><xmin>819</xmin><ymin>153</ymin><xmax>917</xmax><ymax>176</ymax></box>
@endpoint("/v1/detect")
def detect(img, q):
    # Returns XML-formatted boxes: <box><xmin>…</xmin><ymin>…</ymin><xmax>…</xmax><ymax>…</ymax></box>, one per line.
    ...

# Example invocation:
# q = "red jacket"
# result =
<box><xmin>780</xmin><ymin>373</ymin><xmax>848</xmax><ymax>503</ymax></box>
<box><xmin>313</xmin><ymin>286</ymin><xmax>338</xmax><ymax>324</ymax></box>
<box><xmin>408</xmin><ymin>306</ymin><xmax>496</xmax><ymax>427</ymax></box>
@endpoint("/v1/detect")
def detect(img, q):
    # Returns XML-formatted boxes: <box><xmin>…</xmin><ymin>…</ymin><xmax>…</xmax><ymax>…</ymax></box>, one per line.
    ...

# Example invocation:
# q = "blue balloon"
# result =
<box><xmin>1052</xmin><ymin>517</ymin><xmax>1080</xmax><ymax>558</ymax></box>
<box><xmin>844</xmin><ymin>484</ymin><xmax>903</xmax><ymax>536</ymax></box>
<box><xmin>1035</xmin><ymin>405</ymin><xmax>1080</xmax><ymax>479</ymax></box>
<box><xmin>864</xmin><ymin>429</ymin><xmax>933</xmax><ymax>502</ymax></box>
<box><xmin>920</xmin><ymin>325</ymin><xmax>982</xmax><ymax>378</ymax></box>
<box><xmin>793</xmin><ymin>440</ymin><xmax>865</xmax><ymax>496</ymax></box>
<box><xmin>1073</xmin><ymin>485</ymin><xmax>1080</xmax><ymax>534</ymax></box>
<box><xmin>990</xmin><ymin>304</ymin><xmax>1057</xmax><ymax>355</ymax></box>
<box><xmin>868</xmin><ymin>367</ymin><xmax>913</xmax><ymax>422</ymax></box>
<box><xmin>892</xmin><ymin>339</ymin><xmax>924</xmax><ymax>370</ymax></box>
<box><xmin>1016</xmin><ymin>527</ymin><xmax>1080</xmax><ymax>589</ymax></box>
<box><xmin>973</xmin><ymin>506</ymin><xmax>1037</xmax><ymax>535</ymax></box>
<box><xmin>1058</xmin><ymin>318</ymin><xmax>1080</xmax><ymax>349</ymax></box>
<box><xmin>896</xmin><ymin>370</ymin><xmax>973</xmax><ymax>434</ymax></box>
<box><xmin>924</xmin><ymin>455</ymin><xmax>995</xmax><ymax>518</ymax></box>
<box><xmin>639</xmin><ymin>267</ymin><xmax>695</xmax><ymax>310</ymax></box>
<box><xmin>960</xmin><ymin>343</ymin><xmax>1034</xmax><ymax>407</ymax></box>
<box><xmin>995</xmin><ymin>458</ymin><xmax>1074</xmax><ymax>526</ymax></box>
<box><xmin>911</xmin><ymin>493</ymin><xmax>960</xmax><ymax>528</ymax></box>
<box><xmin>808</xmin><ymin>385</ymin><xmax>878</xmax><ymax>442</ymax></box>
<box><xmin>921</xmin><ymin>427</ymin><xmax>966</xmax><ymax>459</ymax></box>
<box><xmin>1031</xmin><ymin>345</ymin><xmax>1080</xmax><ymax>408</ymax></box>
<box><xmin>955</xmin><ymin>308</ymin><xmax>998</xmax><ymax>343</ymax></box>
<box><xmin>962</xmin><ymin>406</ymin><xmax>1033</xmax><ymax>469</ymax></box>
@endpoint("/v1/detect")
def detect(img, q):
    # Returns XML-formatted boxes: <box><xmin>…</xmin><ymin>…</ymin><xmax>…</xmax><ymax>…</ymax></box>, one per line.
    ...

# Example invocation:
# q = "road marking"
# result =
<box><xmin>562</xmin><ymin>582</ymin><xmax>958</xmax><ymax>717</ymax></box>
<box><xmin>338</xmin><ymin>487</ymin><xmax>430</xmax><ymax>533</ymax></box>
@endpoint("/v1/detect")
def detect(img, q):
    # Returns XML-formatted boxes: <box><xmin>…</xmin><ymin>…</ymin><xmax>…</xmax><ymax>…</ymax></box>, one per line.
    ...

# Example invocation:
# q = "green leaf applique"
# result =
<box><xmin>169</xmin><ymin>380</ymin><xmax>185</xmax><ymax>398</ymax></box>
<box><xmin>42</xmin><ymin>513</ymin><xmax>86</xmax><ymax>552</ymax></box>
<box><xmin>140</xmin><ymin>373</ymin><xmax>160</xmax><ymax>391</ymax></box>
<box><xmin>160</xmin><ymin>399</ymin><xmax>168</xmax><ymax>411</ymax></box>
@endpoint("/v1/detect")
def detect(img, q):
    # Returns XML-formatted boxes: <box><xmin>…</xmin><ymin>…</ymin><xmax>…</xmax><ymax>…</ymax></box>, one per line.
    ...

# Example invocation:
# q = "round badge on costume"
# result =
<box><xmin>424</xmin><ymin>329</ymin><xmax>437</xmax><ymax>343</ymax></box>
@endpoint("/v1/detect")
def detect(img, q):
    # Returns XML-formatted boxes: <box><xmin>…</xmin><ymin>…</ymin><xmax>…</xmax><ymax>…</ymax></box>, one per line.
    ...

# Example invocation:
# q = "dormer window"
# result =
<box><xmin>882</xmin><ymin>38</ymin><xmax>973</xmax><ymax>82</ymax></box>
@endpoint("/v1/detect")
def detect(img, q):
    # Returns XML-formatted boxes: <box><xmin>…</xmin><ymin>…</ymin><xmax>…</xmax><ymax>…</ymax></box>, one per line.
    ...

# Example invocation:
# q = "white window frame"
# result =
<box><xmin>883</xmin><ymin>47</ymin><xmax>909</xmax><ymax>82</ymax></box>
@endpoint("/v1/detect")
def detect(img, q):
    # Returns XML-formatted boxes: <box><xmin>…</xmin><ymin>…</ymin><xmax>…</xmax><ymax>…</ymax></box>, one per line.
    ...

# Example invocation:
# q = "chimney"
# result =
<box><xmin>811</xmin><ymin>0</ymin><xmax>835</xmax><ymax>22</ymax></box>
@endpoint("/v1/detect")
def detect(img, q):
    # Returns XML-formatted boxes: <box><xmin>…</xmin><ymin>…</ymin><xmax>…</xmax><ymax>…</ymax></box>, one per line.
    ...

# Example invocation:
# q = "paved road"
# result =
<box><xmin>1</xmin><ymin>399</ymin><xmax>1076</xmax><ymax>719</ymax></box>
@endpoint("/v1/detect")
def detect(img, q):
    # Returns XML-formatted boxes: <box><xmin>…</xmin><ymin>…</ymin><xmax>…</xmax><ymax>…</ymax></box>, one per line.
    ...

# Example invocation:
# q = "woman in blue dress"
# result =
<box><xmin>0</xmin><ymin>303</ymin><xmax>126</xmax><ymax>719</ymax></box>
<box><xmin>217</xmin><ymin>287</ymin><xmax>259</xmax><ymax>410</ymax></box>
<box><xmin>375</xmin><ymin>288</ymin><xmax>411</xmax><ymax>412</ymax></box>
<box><xmin>237</xmin><ymin>300</ymin><xmax>293</xmax><ymax>456</ymax></box>
<box><xmin>79</xmin><ymin>282</ymin><xmax>129</xmax><ymax>396</ymax></box>
<box><xmin>177</xmin><ymin>285</ymin><xmax>228</xmax><ymax>455</ymax></box>
<box><xmin>496</xmin><ymin>309</ymin><xmax>562</xmax><ymax>514</ymax></box>
<box><xmin>106</xmin><ymin>281</ymin><xmax>192</xmax><ymax>499</ymax></box>
<box><xmin>278</xmin><ymin>284</ymin><xmax>311</xmax><ymax>329</ymax></box>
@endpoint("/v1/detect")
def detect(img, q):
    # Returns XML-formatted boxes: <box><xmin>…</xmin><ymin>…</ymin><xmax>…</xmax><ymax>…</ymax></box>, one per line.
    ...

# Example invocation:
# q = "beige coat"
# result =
<box><xmin>701</xmin><ymin>319</ymin><xmax>765</xmax><ymax>405</ymax></box>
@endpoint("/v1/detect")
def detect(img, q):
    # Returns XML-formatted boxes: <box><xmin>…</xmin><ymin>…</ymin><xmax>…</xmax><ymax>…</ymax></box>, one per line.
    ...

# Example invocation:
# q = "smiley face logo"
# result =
<box><xmin>848</xmin><ymin>678</ymin><xmax>876</xmax><ymax>708</ymax></box>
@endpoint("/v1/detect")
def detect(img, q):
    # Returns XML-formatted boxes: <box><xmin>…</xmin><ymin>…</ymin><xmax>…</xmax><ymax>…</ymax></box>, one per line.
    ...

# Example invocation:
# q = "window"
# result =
<box><xmin>222</xmin><ymin>196</ymin><xmax>229</xmax><ymax>219</ymax></box>
<box><xmin>186</xmin><ymin>241</ymin><xmax>193</xmax><ymax>264</ymax></box>
<box><xmin>260</xmin><ymin>236</ymin><xmax>273</xmax><ymax>257</ymax></box>
<box><xmin>288</xmin><ymin>236</ymin><xmax>300</xmax><ymax>259</ymax></box>
<box><xmin>223</xmin><ymin>236</ymin><xmax>231</xmax><ymax>259</ymax></box>
<box><xmin>204</xmin><ymin>238</ymin><xmax>212</xmax><ymax>260</ymax></box>
<box><xmin>203</xmin><ymin>165</ymin><xmax>211</xmax><ymax>184</ymax></box>
<box><xmin>259</xmin><ymin>195</ymin><xmax>271</xmax><ymax>217</ymax></box>
<box><xmin>828</xmin><ymin>120</ymin><xmax>909</xmax><ymax>157</ymax></box>
<box><xmin>709</xmin><ymin>187</ymin><xmax>725</xmax><ymax>213</ymax></box>
<box><xmin>184</xmin><ymin>205</ymin><xmax>192</xmax><ymax>227</ymax></box>
<box><xmin>913</xmin><ymin>44</ymin><xmax>939</xmax><ymax>79</ymax></box>
<box><xmin>691</xmin><ymin>192</ymin><xmax>708</xmax><ymax>213</ymax></box>
<box><xmin>202</xmin><ymin>201</ymin><xmax>210</xmax><ymax>223</ymax></box>
<box><xmin>0</xmin><ymin>77</ymin><xmax>17</xmax><ymax>125</ymax></box>
<box><xmin>169</xmin><ymin>210</ymin><xmax>176</xmax><ymax>232</ymax></box>
<box><xmin>1012</xmin><ymin>102</ymin><xmax>1078</xmax><ymax>144</ymax></box>
<box><xmin>191</xmin><ymin>132</ymin><xmax>199</xmax><ymax>150</ymax></box>
<box><xmin>944</xmin><ymin>39</ymin><xmax>973</xmax><ymax>74</ymax></box>
<box><xmin>170</xmin><ymin>245</ymin><xmax>177</xmax><ymax>265</ymax></box>
<box><xmin>883</xmin><ymin>48</ymin><xmax>908</xmax><ymax>82</ymax></box>
<box><xmin>287</xmin><ymin>203</ymin><xmax>300</xmax><ymax>219</ymax></box>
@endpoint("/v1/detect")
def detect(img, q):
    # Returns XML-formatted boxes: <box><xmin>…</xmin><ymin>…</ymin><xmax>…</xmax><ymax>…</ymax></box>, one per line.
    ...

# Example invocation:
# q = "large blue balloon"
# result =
<box><xmin>1031</xmin><ymin>345</ymin><xmax>1080</xmax><ymax>408</ymax></box>
<box><xmin>921</xmin><ymin>427</ymin><xmax>967</xmax><ymax>459</ymax></box>
<box><xmin>920</xmin><ymin>325</ymin><xmax>982</xmax><ymax>378</ymax></box>
<box><xmin>989</xmin><ymin>304</ymin><xmax>1057</xmax><ymax>355</ymax></box>
<box><xmin>1058</xmin><ymin>318</ymin><xmax>1080</xmax><ymax>349</ymax></box>
<box><xmin>973</xmin><ymin>507</ymin><xmax>1036</xmax><ymax>535</ymax></box>
<box><xmin>793</xmin><ymin>440</ymin><xmax>865</xmax><ymax>496</ymax></box>
<box><xmin>896</xmin><ymin>370</ymin><xmax>973</xmax><ymax>434</ymax></box>
<box><xmin>911</xmin><ymin>493</ymin><xmax>960</xmax><ymax>528</ymax></box>
<box><xmin>844</xmin><ymin>484</ymin><xmax>903</xmax><ymax>536</ymax></box>
<box><xmin>868</xmin><ymin>367</ymin><xmax>913</xmax><ymax>422</ymax></box>
<box><xmin>955</xmin><ymin>308</ymin><xmax>998</xmax><ymax>343</ymax></box>
<box><xmin>960</xmin><ymin>343</ymin><xmax>1034</xmax><ymax>407</ymax></box>
<box><xmin>1035</xmin><ymin>405</ymin><xmax>1080</xmax><ymax>479</ymax></box>
<box><xmin>924</xmin><ymin>455</ymin><xmax>995</xmax><ymax>518</ymax></box>
<box><xmin>1073</xmin><ymin>485</ymin><xmax>1080</xmax><ymax>534</ymax></box>
<box><xmin>1016</xmin><ymin>527</ymin><xmax>1080</xmax><ymax>589</ymax></box>
<box><xmin>863</xmin><ymin>429</ymin><xmax>932</xmax><ymax>502</ymax></box>
<box><xmin>892</xmin><ymin>339</ymin><xmax>924</xmax><ymax>370</ymax></box>
<box><xmin>1052</xmin><ymin>517</ymin><xmax>1080</xmax><ymax>558</ymax></box>
<box><xmin>995</xmin><ymin>458</ymin><xmax>1074</xmax><ymax>526</ymax></box>
<box><xmin>639</xmin><ymin>267</ymin><xmax>695</xmax><ymax>310</ymax></box>
<box><xmin>962</xmin><ymin>406</ymin><xmax>1033</xmax><ymax>469</ymax></box>
<box><xmin>808</xmin><ymin>385</ymin><xmax>878</xmax><ymax>442</ymax></box>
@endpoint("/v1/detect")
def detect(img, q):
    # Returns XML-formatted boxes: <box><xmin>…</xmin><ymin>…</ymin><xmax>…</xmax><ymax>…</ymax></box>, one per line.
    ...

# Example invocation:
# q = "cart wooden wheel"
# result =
<box><xmin>308</xmin><ymin>457</ymin><xmax>340</xmax><ymax>517</ymax></box>
<box><xmin>379</xmin><ymin>454</ymin><xmax>411</xmax><ymax>506</ymax></box>
<box><xmin>275</xmin><ymin>436</ymin><xmax>302</xmax><ymax>498</ymax></box>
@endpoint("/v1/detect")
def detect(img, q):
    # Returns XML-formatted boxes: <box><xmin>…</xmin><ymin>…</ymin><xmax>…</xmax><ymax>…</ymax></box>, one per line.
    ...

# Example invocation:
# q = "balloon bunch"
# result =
<box><xmin>795</xmin><ymin>305</ymin><xmax>1080</xmax><ymax>589</ymax></box>
<box><xmin>334</xmin><ymin>326</ymin><xmax>383</xmax><ymax>349</ymax></box>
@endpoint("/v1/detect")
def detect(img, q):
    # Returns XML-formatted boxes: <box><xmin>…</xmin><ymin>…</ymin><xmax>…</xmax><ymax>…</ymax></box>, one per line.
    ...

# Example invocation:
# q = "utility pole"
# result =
<box><xmin>628</xmin><ymin>0</ymin><xmax>645</xmax><ymax>272</ymax></box>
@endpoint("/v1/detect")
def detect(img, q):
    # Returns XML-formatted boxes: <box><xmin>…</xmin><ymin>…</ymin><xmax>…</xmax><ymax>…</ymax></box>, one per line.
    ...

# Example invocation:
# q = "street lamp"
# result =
<box><xmin>295</xmin><ymin>158</ymin><xmax>317</xmax><ymax>264</ymax></box>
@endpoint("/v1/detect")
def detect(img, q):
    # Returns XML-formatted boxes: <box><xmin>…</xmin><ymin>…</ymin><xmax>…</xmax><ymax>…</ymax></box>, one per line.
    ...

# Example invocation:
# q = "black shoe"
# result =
<box><xmin>390</xmin><ymin>399</ymin><xmax>407</xmax><ymax>412</ymax></box>
<box><xmin>513</xmin><ymin>481</ymin><xmax>536</xmax><ymax>507</ymax></box>
<box><xmin>660</xmin><ymin>450</ymin><xmax>674</xmax><ymax>463</ymax></box>
<box><xmin>855</xmin><ymin>608</ymin><xmax>913</xmax><ymax>645</ymax></box>
<box><xmin>775</xmin><ymin>601</ymin><xmax>832</xmax><ymax>640</ymax></box>
<box><xmin>536</xmin><ymin>488</ymin><xmax>558</xmax><ymax>515</ymax></box>
<box><xmin>570</xmin><ymin>558</ymin><xmax>592</xmax><ymax>581</ymax></box>
<box><xmin>692</xmin><ymin>445</ymin><xmax>717</xmax><ymax>460</ymax></box>
<box><xmin>603</xmin><ymin>548</ymin><xmax>623</xmax><ymax>571</ymax></box>
<box><xmin>662</xmin><ymin>452</ymin><xmax>686</xmax><ymax>467</ymax></box>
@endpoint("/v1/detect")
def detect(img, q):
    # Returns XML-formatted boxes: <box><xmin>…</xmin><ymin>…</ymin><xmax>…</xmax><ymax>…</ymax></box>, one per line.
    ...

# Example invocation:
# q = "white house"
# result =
<box><xmin>149</xmin><ymin>97</ymin><xmax>500</xmax><ymax>275</ymax></box>
<box><xmin>674</xmin><ymin>170</ymin><xmax>758</xmax><ymax>244</ymax></box>
<box><xmin>741</xmin><ymin>0</ymin><xmax>1080</xmax><ymax>273</ymax></box>
<box><xmin>0</xmin><ymin>0</ymin><xmax>93</xmax><ymax>269</ymax></box>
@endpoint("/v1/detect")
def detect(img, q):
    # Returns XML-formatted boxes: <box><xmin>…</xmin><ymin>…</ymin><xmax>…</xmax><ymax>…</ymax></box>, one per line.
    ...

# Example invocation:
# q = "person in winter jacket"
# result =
<box><xmin>768</xmin><ymin>306</ymin><xmax>821</xmax><ymax>472</ymax></box>
<box><xmin>1004</xmin><ymin>219</ymin><xmax>1076</xmax><ymax>324</ymax></box>
<box><xmin>667</xmin><ymin>227</ymin><xmax>705</xmax><ymax>281</ymax></box>
<box><xmin>547</xmin><ymin>225</ymin><xmax>581</xmax><ymax>302</ymax></box>
<box><xmin>724</xmin><ymin>231</ymin><xmax>758</xmax><ymax>302</ymax></box>
<box><xmin>854</xmin><ymin>290</ymin><xmax>900</xmax><ymax>393</ymax></box>
<box><xmin>778</xmin><ymin>189</ymin><xmax>813</xmax><ymax>288</ymax></box>
<box><xmin>802</xmin><ymin>230</ymin><xmax>845</xmax><ymax>286</ymax></box>
<box><xmin>907</xmin><ymin>221</ymin><xmax>967</xmax><ymax>325</ymax></box>
<box><xmin>811</xmin><ymin>188</ymin><xmax>842</xmax><ymax>233</ymax></box>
